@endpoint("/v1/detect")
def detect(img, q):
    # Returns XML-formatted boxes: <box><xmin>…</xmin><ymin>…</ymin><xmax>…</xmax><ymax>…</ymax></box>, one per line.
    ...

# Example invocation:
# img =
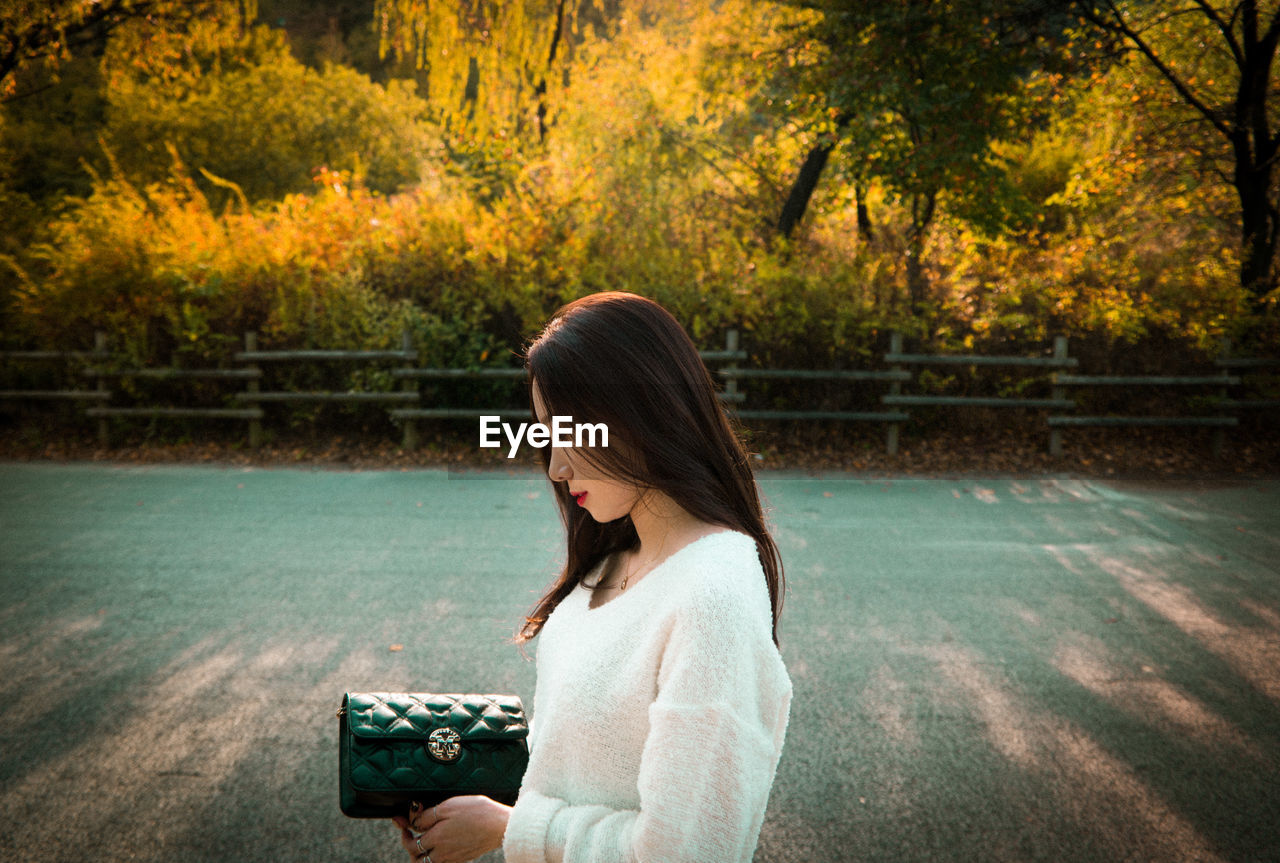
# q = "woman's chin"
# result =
<box><xmin>584</xmin><ymin>507</ymin><xmax>628</xmax><ymax>524</ymax></box>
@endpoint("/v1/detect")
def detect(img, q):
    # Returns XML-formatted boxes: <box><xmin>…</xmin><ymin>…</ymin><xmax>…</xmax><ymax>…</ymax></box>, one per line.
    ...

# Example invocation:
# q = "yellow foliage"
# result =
<box><xmin>1</xmin><ymin>0</ymin><xmax>1267</xmax><ymax>370</ymax></box>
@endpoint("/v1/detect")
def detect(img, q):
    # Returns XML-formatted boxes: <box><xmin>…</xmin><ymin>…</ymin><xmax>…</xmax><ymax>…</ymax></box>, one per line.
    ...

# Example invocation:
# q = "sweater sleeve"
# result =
<box><xmin>502</xmin><ymin>574</ymin><xmax>792</xmax><ymax>863</ymax></box>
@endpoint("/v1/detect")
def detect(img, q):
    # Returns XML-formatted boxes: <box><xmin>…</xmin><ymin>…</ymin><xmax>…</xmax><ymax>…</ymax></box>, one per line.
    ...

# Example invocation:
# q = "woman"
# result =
<box><xmin>394</xmin><ymin>291</ymin><xmax>792</xmax><ymax>862</ymax></box>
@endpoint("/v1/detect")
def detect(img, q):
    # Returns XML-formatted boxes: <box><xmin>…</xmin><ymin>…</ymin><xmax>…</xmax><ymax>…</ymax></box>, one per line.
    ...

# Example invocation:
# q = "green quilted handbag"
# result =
<box><xmin>337</xmin><ymin>692</ymin><xmax>530</xmax><ymax>818</ymax></box>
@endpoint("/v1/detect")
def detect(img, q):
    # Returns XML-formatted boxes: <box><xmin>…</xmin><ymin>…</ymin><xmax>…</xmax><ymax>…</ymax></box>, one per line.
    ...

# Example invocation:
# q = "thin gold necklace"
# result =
<box><xmin>618</xmin><ymin>526</ymin><xmax>672</xmax><ymax>591</ymax></box>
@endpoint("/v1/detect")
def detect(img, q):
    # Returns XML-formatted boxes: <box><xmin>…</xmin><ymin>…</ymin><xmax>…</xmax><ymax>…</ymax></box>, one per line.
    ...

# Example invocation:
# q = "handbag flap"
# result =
<box><xmin>343</xmin><ymin>692</ymin><xmax>528</xmax><ymax>743</ymax></box>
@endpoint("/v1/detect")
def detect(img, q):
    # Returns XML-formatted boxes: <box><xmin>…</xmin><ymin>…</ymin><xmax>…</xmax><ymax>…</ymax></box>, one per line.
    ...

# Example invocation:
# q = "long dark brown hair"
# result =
<box><xmin>515</xmin><ymin>291</ymin><xmax>785</xmax><ymax>646</ymax></box>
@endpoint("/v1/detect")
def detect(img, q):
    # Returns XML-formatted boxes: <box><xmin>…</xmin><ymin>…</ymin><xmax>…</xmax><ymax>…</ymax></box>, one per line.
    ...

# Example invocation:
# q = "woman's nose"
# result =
<box><xmin>548</xmin><ymin>447</ymin><xmax>572</xmax><ymax>482</ymax></box>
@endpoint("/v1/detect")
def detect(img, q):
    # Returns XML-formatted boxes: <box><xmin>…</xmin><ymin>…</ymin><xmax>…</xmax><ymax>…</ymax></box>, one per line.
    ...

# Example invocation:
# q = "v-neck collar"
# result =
<box><xmin>580</xmin><ymin>529</ymin><xmax>740</xmax><ymax>613</ymax></box>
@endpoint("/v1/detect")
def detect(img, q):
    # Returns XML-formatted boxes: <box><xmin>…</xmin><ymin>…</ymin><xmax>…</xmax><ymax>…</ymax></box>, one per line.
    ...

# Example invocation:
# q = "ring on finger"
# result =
<box><xmin>415</xmin><ymin>836</ymin><xmax>425</xmax><ymax>853</ymax></box>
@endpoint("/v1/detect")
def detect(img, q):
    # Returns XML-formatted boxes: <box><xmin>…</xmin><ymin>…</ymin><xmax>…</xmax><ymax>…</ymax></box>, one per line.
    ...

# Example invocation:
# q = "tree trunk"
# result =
<box><xmin>777</xmin><ymin>142</ymin><xmax>834</xmax><ymax>238</ymax></box>
<box><xmin>777</xmin><ymin>113</ymin><xmax>858</xmax><ymax>239</ymax></box>
<box><xmin>1235</xmin><ymin>128</ymin><xmax>1279</xmax><ymax>302</ymax></box>
<box><xmin>855</xmin><ymin>178</ymin><xmax>874</xmax><ymax>241</ymax></box>
<box><xmin>534</xmin><ymin>0</ymin><xmax>570</xmax><ymax>144</ymax></box>
<box><xmin>777</xmin><ymin>146</ymin><xmax>876</xmax><ymax>241</ymax></box>
<box><xmin>906</xmin><ymin>190</ymin><xmax>937</xmax><ymax>315</ymax></box>
<box><xmin>1234</xmin><ymin>6</ymin><xmax>1280</xmax><ymax>304</ymax></box>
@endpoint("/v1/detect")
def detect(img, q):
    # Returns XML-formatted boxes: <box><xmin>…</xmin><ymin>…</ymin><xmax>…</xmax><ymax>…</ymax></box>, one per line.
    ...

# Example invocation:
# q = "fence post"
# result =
<box><xmin>401</xmin><ymin>327</ymin><xmax>418</xmax><ymax>450</ymax></box>
<box><xmin>94</xmin><ymin>331</ymin><xmax>109</xmax><ymax>446</ymax></box>
<box><xmin>1049</xmin><ymin>335</ymin><xmax>1068</xmax><ymax>457</ymax></box>
<box><xmin>723</xmin><ymin>328</ymin><xmax>741</xmax><ymax>407</ymax></box>
<box><xmin>1213</xmin><ymin>337</ymin><xmax>1230</xmax><ymax>458</ymax></box>
<box><xmin>886</xmin><ymin>332</ymin><xmax>902</xmax><ymax>455</ymax></box>
<box><xmin>244</xmin><ymin>332</ymin><xmax>262</xmax><ymax>449</ymax></box>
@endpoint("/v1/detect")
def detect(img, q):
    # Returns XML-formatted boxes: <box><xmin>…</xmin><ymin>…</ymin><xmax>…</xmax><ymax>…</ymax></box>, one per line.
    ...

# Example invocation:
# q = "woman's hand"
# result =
<box><xmin>391</xmin><ymin>795</ymin><xmax>511</xmax><ymax>863</ymax></box>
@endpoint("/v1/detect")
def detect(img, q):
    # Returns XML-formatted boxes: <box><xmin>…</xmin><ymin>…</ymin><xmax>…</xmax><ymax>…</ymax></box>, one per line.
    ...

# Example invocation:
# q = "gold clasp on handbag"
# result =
<box><xmin>426</xmin><ymin>727</ymin><xmax>462</xmax><ymax>763</ymax></box>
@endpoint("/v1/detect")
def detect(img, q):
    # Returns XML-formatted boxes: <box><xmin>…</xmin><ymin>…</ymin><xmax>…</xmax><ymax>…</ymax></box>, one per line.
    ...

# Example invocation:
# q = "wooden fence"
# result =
<box><xmin>2</xmin><ymin>329</ymin><xmax>1275</xmax><ymax>456</ymax></box>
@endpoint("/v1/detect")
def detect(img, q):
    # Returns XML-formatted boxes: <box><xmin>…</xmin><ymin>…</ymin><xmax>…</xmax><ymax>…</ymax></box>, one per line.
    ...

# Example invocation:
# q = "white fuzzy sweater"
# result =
<box><xmin>502</xmin><ymin>529</ymin><xmax>792</xmax><ymax>863</ymax></box>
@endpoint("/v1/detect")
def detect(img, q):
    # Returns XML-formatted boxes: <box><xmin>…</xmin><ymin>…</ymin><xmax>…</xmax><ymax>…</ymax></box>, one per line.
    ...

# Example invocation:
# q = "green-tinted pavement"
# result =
<box><xmin>1</xmin><ymin>463</ymin><xmax>1277</xmax><ymax>862</ymax></box>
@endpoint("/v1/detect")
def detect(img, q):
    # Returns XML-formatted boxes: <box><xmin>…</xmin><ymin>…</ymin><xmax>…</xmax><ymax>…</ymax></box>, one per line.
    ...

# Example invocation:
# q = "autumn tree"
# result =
<box><xmin>1076</xmin><ymin>0</ymin><xmax>1279</xmax><ymax>309</ymax></box>
<box><xmin>0</xmin><ymin>0</ymin><xmax>251</xmax><ymax>99</ymax></box>
<box><xmin>768</xmin><ymin>0</ymin><xmax>1078</xmax><ymax>316</ymax></box>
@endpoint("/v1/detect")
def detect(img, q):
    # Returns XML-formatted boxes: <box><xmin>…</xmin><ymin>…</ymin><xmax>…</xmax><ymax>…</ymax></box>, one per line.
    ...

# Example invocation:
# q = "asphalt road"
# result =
<box><xmin>1</xmin><ymin>463</ymin><xmax>1277</xmax><ymax>863</ymax></box>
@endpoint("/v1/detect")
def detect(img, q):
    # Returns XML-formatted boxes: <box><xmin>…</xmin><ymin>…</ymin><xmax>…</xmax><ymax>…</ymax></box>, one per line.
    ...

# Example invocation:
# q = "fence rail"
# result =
<box><xmin>0</xmin><ymin>389</ymin><xmax>112</xmax><ymax>400</ymax></box>
<box><xmin>1055</xmin><ymin>374</ymin><xmax>1239</xmax><ymax>386</ymax></box>
<box><xmin>3</xmin><ymin>328</ymin><xmax>1274</xmax><ymax>456</ymax></box>
<box><xmin>1214</xmin><ymin>348</ymin><xmax>1280</xmax><ymax>419</ymax></box>
<box><xmin>83</xmin><ymin>368</ymin><xmax>262</xmax><ymax>380</ymax></box>
<box><xmin>883</xmin><ymin>353</ymin><xmax>1079</xmax><ymax>368</ymax></box>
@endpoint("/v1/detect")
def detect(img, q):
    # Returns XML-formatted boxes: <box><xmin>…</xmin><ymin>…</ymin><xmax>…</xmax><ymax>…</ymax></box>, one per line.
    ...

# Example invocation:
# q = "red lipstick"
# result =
<box><xmin>572</xmin><ymin>491</ymin><xmax>587</xmax><ymax>506</ymax></box>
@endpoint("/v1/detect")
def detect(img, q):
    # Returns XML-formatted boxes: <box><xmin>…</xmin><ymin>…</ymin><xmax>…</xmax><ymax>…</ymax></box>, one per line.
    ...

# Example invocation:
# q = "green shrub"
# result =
<box><xmin>105</xmin><ymin>28</ymin><xmax>434</xmax><ymax>204</ymax></box>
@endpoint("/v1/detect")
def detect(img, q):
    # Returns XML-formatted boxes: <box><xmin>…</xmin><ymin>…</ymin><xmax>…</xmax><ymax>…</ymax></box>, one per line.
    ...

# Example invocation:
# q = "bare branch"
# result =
<box><xmin>656</xmin><ymin>122</ymin><xmax>767</xmax><ymax>198</ymax></box>
<box><xmin>1190</xmin><ymin>0</ymin><xmax>1245</xmax><ymax>67</ymax></box>
<box><xmin>0</xmin><ymin>79</ymin><xmax>58</xmax><ymax>104</ymax></box>
<box><xmin>1080</xmin><ymin>1</ymin><xmax>1234</xmax><ymax>137</ymax></box>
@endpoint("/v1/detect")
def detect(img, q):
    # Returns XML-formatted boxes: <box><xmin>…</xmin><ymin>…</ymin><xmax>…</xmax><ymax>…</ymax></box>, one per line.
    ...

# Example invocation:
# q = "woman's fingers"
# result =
<box><xmin>399</xmin><ymin>800</ymin><xmax>503</xmax><ymax>863</ymax></box>
<box><xmin>409</xmin><ymin>800</ymin><xmax>444</xmax><ymax>833</ymax></box>
<box><xmin>392</xmin><ymin>817</ymin><xmax>421</xmax><ymax>859</ymax></box>
<box><xmin>411</xmin><ymin>796</ymin><xmax>510</xmax><ymax>863</ymax></box>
